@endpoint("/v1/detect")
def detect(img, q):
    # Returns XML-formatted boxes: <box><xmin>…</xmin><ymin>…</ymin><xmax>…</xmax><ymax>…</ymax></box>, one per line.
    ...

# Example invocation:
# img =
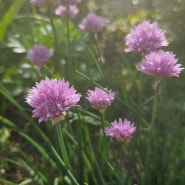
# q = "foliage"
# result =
<box><xmin>1</xmin><ymin>0</ymin><xmax>185</xmax><ymax>185</ymax></box>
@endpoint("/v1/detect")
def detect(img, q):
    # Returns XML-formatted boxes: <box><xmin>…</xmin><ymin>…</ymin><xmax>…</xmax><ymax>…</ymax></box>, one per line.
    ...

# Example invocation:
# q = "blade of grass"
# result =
<box><xmin>19</xmin><ymin>179</ymin><xmax>33</xmax><ymax>185</ymax></box>
<box><xmin>1</xmin><ymin>116</ymin><xmax>80</xmax><ymax>184</ymax></box>
<box><xmin>0</xmin><ymin>0</ymin><xmax>26</xmax><ymax>41</ymax></box>
<box><xmin>0</xmin><ymin>178</ymin><xmax>18</xmax><ymax>185</ymax></box>
<box><xmin>0</xmin><ymin>116</ymin><xmax>56</xmax><ymax>168</ymax></box>
<box><xmin>88</xmin><ymin>49</ymin><xmax>105</xmax><ymax>83</ymax></box>
<box><xmin>0</xmin><ymin>157</ymin><xmax>48</xmax><ymax>184</ymax></box>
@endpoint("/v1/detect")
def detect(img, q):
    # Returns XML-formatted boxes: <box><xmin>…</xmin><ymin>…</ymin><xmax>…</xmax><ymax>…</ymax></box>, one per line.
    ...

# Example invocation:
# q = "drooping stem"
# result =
<box><xmin>56</xmin><ymin>122</ymin><xmax>72</xmax><ymax>171</ymax></box>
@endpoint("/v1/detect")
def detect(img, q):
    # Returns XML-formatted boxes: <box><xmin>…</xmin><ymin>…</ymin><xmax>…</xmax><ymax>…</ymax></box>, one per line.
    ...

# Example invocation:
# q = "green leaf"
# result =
<box><xmin>0</xmin><ymin>0</ymin><xmax>26</xmax><ymax>42</ymax></box>
<box><xmin>0</xmin><ymin>178</ymin><xmax>18</xmax><ymax>185</ymax></box>
<box><xmin>19</xmin><ymin>179</ymin><xmax>33</xmax><ymax>185</ymax></box>
<box><xmin>0</xmin><ymin>116</ymin><xmax>56</xmax><ymax>168</ymax></box>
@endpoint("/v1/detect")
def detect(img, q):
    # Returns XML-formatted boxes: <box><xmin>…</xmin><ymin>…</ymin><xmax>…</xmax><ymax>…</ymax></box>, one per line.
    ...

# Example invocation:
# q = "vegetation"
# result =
<box><xmin>1</xmin><ymin>0</ymin><xmax>185</xmax><ymax>185</ymax></box>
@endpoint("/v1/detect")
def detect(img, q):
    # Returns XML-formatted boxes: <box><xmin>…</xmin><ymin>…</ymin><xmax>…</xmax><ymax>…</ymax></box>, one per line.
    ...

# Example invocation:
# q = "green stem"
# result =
<box><xmin>101</xmin><ymin>112</ymin><xmax>108</xmax><ymax>156</ymax></box>
<box><xmin>49</xmin><ymin>14</ymin><xmax>58</xmax><ymax>54</ymax></box>
<box><xmin>66</xmin><ymin>16</ymin><xmax>74</xmax><ymax>83</ymax></box>
<box><xmin>88</xmin><ymin>49</ymin><xmax>105</xmax><ymax>84</ymax></box>
<box><xmin>101</xmin><ymin>112</ymin><xmax>105</xmax><ymax>136</ymax></box>
<box><xmin>48</xmin><ymin>12</ymin><xmax>60</xmax><ymax>71</ymax></box>
<box><xmin>56</xmin><ymin>122</ymin><xmax>72</xmax><ymax>171</ymax></box>
<box><xmin>143</xmin><ymin>90</ymin><xmax>158</xmax><ymax>185</ymax></box>
<box><xmin>92</xmin><ymin>33</ymin><xmax>102</xmax><ymax>63</ymax></box>
<box><xmin>49</xmin><ymin>145</ymin><xmax>80</xmax><ymax>185</ymax></box>
<box><xmin>125</xmin><ymin>75</ymin><xmax>145</xmax><ymax>185</ymax></box>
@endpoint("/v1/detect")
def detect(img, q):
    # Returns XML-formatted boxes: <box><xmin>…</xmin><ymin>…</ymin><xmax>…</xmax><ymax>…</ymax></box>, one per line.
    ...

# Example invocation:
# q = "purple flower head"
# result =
<box><xmin>87</xmin><ymin>87</ymin><xmax>114</xmax><ymax>113</ymax></box>
<box><xmin>55</xmin><ymin>5</ymin><xmax>79</xmax><ymax>18</ymax></box>
<box><xmin>124</xmin><ymin>20</ymin><xmax>169</xmax><ymax>54</ymax></box>
<box><xmin>27</xmin><ymin>44</ymin><xmax>53</xmax><ymax>67</ymax></box>
<box><xmin>105</xmin><ymin>118</ymin><xmax>136</xmax><ymax>142</ymax></box>
<box><xmin>26</xmin><ymin>78</ymin><xmax>81</xmax><ymax>123</ymax></box>
<box><xmin>79</xmin><ymin>13</ymin><xmax>104</xmax><ymax>33</ymax></box>
<box><xmin>139</xmin><ymin>50</ymin><xmax>184</xmax><ymax>88</ymax></box>
<box><xmin>139</xmin><ymin>50</ymin><xmax>183</xmax><ymax>78</ymax></box>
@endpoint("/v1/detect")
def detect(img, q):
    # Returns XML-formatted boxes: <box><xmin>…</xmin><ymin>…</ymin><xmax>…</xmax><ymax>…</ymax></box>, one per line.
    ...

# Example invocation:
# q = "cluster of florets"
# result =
<box><xmin>55</xmin><ymin>0</ymin><xmax>81</xmax><ymax>18</ymax></box>
<box><xmin>105</xmin><ymin>118</ymin><xmax>136</xmax><ymax>142</ymax></box>
<box><xmin>79</xmin><ymin>13</ymin><xmax>104</xmax><ymax>33</ymax></box>
<box><xmin>30</xmin><ymin>0</ymin><xmax>104</xmax><ymax>32</ymax></box>
<box><xmin>26</xmin><ymin>79</ymin><xmax>136</xmax><ymax>141</ymax></box>
<box><xmin>27</xmin><ymin>44</ymin><xmax>52</xmax><ymax>67</ymax></box>
<box><xmin>55</xmin><ymin>5</ymin><xmax>79</xmax><ymax>18</ymax></box>
<box><xmin>86</xmin><ymin>87</ymin><xmax>115</xmax><ymax>113</ymax></box>
<box><xmin>26</xmin><ymin>78</ymin><xmax>81</xmax><ymax>123</ymax></box>
<box><xmin>27</xmin><ymin>2</ymin><xmax>183</xmax><ymax>143</ymax></box>
<box><xmin>124</xmin><ymin>20</ymin><xmax>183</xmax><ymax>89</ymax></box>
<box><xmin>124</xmin><ymin>21</ymin><xmax>169</xmax><ymax>54</ymax></box>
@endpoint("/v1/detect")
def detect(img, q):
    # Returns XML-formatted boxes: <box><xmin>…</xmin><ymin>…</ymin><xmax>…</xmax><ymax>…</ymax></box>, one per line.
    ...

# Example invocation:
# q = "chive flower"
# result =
<box><xmin>27</xmin><ymin>44</ymin><xmax>52</xmax><ymax>67</ymax></box>
<box><xmin>139</xmin><ymin>50</ymin><xmax>184</xmax><ymax>88</ymax></box>
<box><xmin>105</xmin><ymin>118</ymin><xmax>136</xmax><ymax>142</ymax></box>
<box><xmin>55</xmin><ymin>5</ymin><xmax>79</xmax><ymax>18</ymax></box>
<box><xmin>87</xmin><ymin>87</ymin><xmax>114</xmax><ymax>113</ymax></box>
<box><xmin>79</xmin><ymin>13</ymin><xmax>104</xmax><ymax>33</ymax></box>
<box><xmin>124</xmin><ymin>20</ymin><xmax>169</xmax><ymax>54</ymax></box>
<box><xmin>26</xmin><ymin>78</ymin><xmax>81</xmax><ymax>123</ymax></box>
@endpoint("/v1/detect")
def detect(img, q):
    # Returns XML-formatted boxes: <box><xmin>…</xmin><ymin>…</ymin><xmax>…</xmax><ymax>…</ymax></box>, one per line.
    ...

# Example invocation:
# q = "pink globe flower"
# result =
<box><xmin>26</xmin><ymin>78</ymin><xmax>81</xmax><ymax>123</ymax></box>
<box><xmin>79</xmin><ymin>13</ymin><xmax>104</xmax><ymax>33</ymax></box>
<box><xmin>87</xmin><ymin>87</ymin><xmax>114</xmax><ymax>113</ymax></box>
<box><xmin>124</xmin><ymin>20</ymin><xmax>169</xmax><ymax>54</ymax></box>
<box><xmin>55</xmin><ymin>5</ymin><xmax>79</xmax><ymax>18</ymax></box>
<box><xmin>139</xmin><ymin>50</ymin><xmax>184</xmax><ymax>88</ymax></box>
<box><xmin>105</xmin><ymin>118</ymin><xmax>136</xmax><ymax>142</ymax></box>
<box><xmin>27</xmin><ymin>44</ymin><xmax>53</xmax><ymax>67</ymax></box>
<box><xmin>139</xmin><ymin>50</ymin><xmax>183</xmax><ymax>78</ymax></box>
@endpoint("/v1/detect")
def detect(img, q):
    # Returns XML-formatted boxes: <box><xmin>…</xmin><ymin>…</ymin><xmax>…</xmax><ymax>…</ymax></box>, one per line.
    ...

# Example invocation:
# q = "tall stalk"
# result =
<box><xmin>48</xmin><ymin>12</ymin><xmax>60</xmax><ymax>71</ymax></box>
<box><xmin>56</xmin><ymin>122</ymin><xmax>72</xmax><ymax>171</ymax></box>
<box><xmin>124</xmin><ymin>76</ymin><xmax>145</xmax><ymax>185</ymax></box>
<box><xmin>65</xmin><ymin>13</ymin><xmax>74</xmax><ymax>84</ymax></box>
<box><xmin>143</xmin><ymin>89</ymin><xmax>158</xmax><ymax>185</ymax></box>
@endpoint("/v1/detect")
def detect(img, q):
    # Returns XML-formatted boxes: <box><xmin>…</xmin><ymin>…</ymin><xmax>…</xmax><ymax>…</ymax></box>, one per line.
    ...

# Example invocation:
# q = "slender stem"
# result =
<box><xmin>49</xmin><ymin>145</ymin><xmax>80</xmax><ymax>185</ymax></box>
<box><xmin>49</xmin><ymin>14</ymin><xmax>58</xmax><ymax>54</ymax></box>
<box><xmin>56</xmin><ymin>122</ymin><xmax>72</xmax><ymax>171</ymax></box>
<box><xmin>125</xmin><ymin>74</ymin><xmax>146</xmax><ymax>185</ymax></box>
<box><xmin>43</xmin><ymin>65</ymin><xmax>57</xmax><ymax>78</ymax></box>
<box><xmin>66</xmin><ymin>15</ymin><xmax>74</xmax><ymax>84</ymax></box>
<box><xmin>48</xmin><ymin>12</ymin><xmax>60</xmax><ymax>71</ymax></box>
<box><xmin>143</xmin><ymin>90</ymin><xmax>158</xmax><ymax>185</ymax></box>
<box><xmin>88</xmin><ymin>49</ymin><xmax>105</xmax><ymax>84</ymax></box>
<box><xmin>92</xmin><ymin>33</ymin><xmax>102</xmax><ymax>63</ymax></box>
<box><xmin>124</xmin><ymin>124</ymin><xmax>140</xmax><ymax>185</ymax></box>
<box><xmin>101</xmin><ymin>112</ymin><xmax>105</xmax><ymax>137</ymax></box>
<box><xmin>101</xmin><ymin>112</ymin><xmax>108</xmax><ymax>156</ymax></box>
